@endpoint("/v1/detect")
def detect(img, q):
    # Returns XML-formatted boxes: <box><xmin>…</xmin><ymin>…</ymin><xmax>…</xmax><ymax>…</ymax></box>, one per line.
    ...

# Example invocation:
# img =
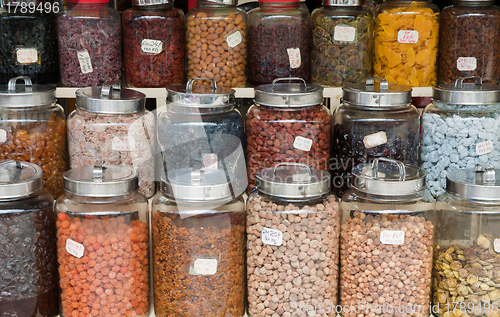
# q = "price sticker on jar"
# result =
<box><xmin>66</xmin><ymin>238</ymin><xmax>85</xmax><ymax>258</ymax></box>
<box><xmin>334</xmin><ymin>25</ymin><xmax>356</xmax><ymax>42</ymax></box>
<box><xmin>77</xmin><ymin>50</ymin><xmax>93</xmax><ymax>74</ymax></box>
<box><xmin>294</xmin><ymin>136</ymin><xmax>313</xmax><ymax>152</ymax></box>
<box><xmin>457</xmin><ymin>57</ymin><xmax>477</xmax><ymax>71</ymax></box>
<box><xmin>112</xmin><ymin>136</ymin><xmax>136</xmax><ymax>152</ymax></box>
<box><xmin>16</xmin><ymin>48</ymin><xmax>38</xmax><ymax>64</ymax></box>
<box><xmin>380</xmin><ymin>230</ymin><xmax>405</xmax><ymax>245</ymax></box>
<box><xmin>397</xmin><ymin>30</ymin><xmax>419</xmax><ymax>44</ymax></box>
<box><xmin>262</xmin><ymin>227</ymin><xmax>283</xmax><ymax>246</ymax></box>
<box><xmin>192</xmin><ymin>258</ymin><xmax>218</xmax><ymax>275</ymax></box>
<box><xmin>494</xmin><ymin>239</ymin><xmax>500</xmax><ymax>253</ymax></box>
<box><xmin>363</xmin><ymin>131</ymin><xmax>387</xmax><ymax>149</ymax></box>
<box><xmin>0</xmin><ymin>129</ymin><xmax>6</xmax><ymax>143</ymax></box>
<box><xmin>203</xmin><ymin>153</ymin><xmax>218</xmax><ymax>170</ymax></box>
<box><xmin>287</xmin><ymin>48</ymin><xmax>301</xmax><ymax>69</ymax></box>
<box><xmin>476</xmin><ymin>140</ymin><xmax>493</xmax><ymax>156</ymax></box>
<box><xmin>226</xmin><ymin>31</ymin><xmax>242</xmax><ymax>48</ymax></box>
<box><xmin>141</xmin><ymin>39</ymin><xmax>163</xmax><ymax>54</ymax></box>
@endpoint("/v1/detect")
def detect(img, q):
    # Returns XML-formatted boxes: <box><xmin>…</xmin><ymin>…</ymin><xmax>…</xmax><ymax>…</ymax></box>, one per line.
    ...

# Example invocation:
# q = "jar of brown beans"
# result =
<box><xmin>0</xmin><ymin>76</ymin><xmax>68</xmax><ymax>197</ymax></box>
<box><xmin>186</xmin><ymin>0</ymin><xmax>247</xmax><ymax>88</ymax></box>
<box><xmin>340</xmin><ymin>158</ymin><xmax>435</xmax><ymax>317</ymax></box>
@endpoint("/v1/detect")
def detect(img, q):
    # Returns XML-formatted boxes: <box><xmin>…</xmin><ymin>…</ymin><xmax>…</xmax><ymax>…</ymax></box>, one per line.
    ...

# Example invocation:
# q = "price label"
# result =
<box><xmin>262</xmin><ymin>227</ymin><xmax>283</xmax><ymax>246</ymax></box>
<box><xmin>112</xmin><ymin>136</ymin><xmax>136</xmax><ymax>152</ymax></box>
<box><xmin>226</xmin><ymin>31</ymin><xmax>242</xmax><ymax>48</ymax></box>
<box><xmin>193</xmin><ymin>258</ymin><xmax>218</xmax><ymax>275</ymax></box>
<box><xmin>16</xmin><ymin>48</ymin><xmax>38</xmax><ymax>64</ymax></box>
<box><xmin>141</xmin><ymin>39</ymin><xmax>163</xmax><ymax>54</ymax></box>
<box><xmin>397</xmin><ymin>30</ymin><xmax>419</xmax><ymax>44</ymax></box>
<box><xmin>66</xmin><ymin>238</ymin><xmax>85</xmax><ymax>258</ymax></box>
<box><xmin>363</xmin><ymin>131</ymin><xmax>387</xmax><ymax>149</ymax></box>
<box><xmin>77</xmin><ymin>50</ymin><xmax>93</xmax><ymax>74</ymax></box>
<box><xmin>203</xmin><ymin>153</ymin><xmax>218</xmax><ymax>170</ymax></box>
<box><xmin>457</xmin><ymin>57</ymin><xmax>477</xmax><ymax>71</ymax></box>
<box><xmin>293</xmin><ymin>136</ymin><xmax>313</xmax><ymax>152</ymax></box>
<box><xmin>334</xmin><ymin>25</ymin><xmax>356</xmax><ymax>42</ymax></box>
<box><xmin>380</xmin><ymin>230</ymin><xmax>405</xmax><ymax>245</ymax></box>
<box><xmin>0</xmin><ymin>129</ymin><xmax>6</xmax><ymax>143</ymax></box>
<box><xmin>494</xmin><ymin>239</ymin><xmax>500</xmax><ymax>253</ymax></box>
<box><xmin>476</xmin><ymin>140</ymin><xmax>493</xmax><ymax>156</ymax></box>
<box><xmin>287</xmin><ymin>48</ymin><xmax>301</xmax><ymax>69</ymax></box>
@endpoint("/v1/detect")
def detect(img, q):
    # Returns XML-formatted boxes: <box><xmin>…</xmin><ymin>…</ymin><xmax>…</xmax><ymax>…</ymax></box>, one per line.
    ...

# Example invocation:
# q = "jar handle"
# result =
<box><xmin>101</xmin><ymin>83</ymin><xmax>121</xmax><ymax>98</ymax></box>
<box><xmin>371</xmin><ymin>158</ymin><xmax>406</xmax><ymax>180</ymax></box>
<box><xmin>186</xmin><ymin>78</ymin><xmax>217</xmax><ymax>94</ymax></box>
<box><xmin>272</xmin><ymin>162</ymin><xmax>312</xmax><ymax>181</ymax></box>
<box><xmin>475</xmin><ymin>163</ymin><xmax>495</xmax><ymax>184</ymax></box>
<box><xmin>271</xmin><ymin>77</ymin><xmax>307</xmax><ymax>91</ymax></box>
<box><xmin>92</xmin><ymin>162</ymin><xmax>106</xmax><ymax>181</ymax></box>
<box><xmin>455</xmin><ymin>76</ymin><xmax>482</xmax><ymax>89</ymax></box>
<box><xmin>366</xmin><ymin>77</ymin><xmax>389</xmax><ymax>92</ymax></box>
<box><xmin>8</xmin><ymin>76</ymin><xmax>32</xmax><ymax>92</ymax></box>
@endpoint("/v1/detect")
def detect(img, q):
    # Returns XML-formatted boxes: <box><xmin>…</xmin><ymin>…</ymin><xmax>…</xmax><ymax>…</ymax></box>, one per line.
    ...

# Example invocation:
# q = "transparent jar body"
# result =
<box><xmin>67</xmin><ymin>108</ymin><xmax>156</xmax><ymax>198</ymax></box>
<box><xmin>57</xmin><ymin>2</ymin><xmax>121</xmax><ymax>87</ymax></box>
<box><xmin>186</xmin><ymin>2</ymin><xmax>247</xmax><ymax>88</ymax></box>
<box><xmin>434</xmin><ymin>194</ymin><xmax>500</xmax><ymax>317</ymax></box>
<box><xmin>0</xmin><ymin>191</ymin><xmax>59</xmax><ymax>317</ymax></box>
<box><xmin>122</xmin><ymin>3</ymin><xmax>185</xmax><ymax>88</ymax></box>
<box><xmin>152</xmin><ymin>193</ymin><xmax>246</xmax><ymax>317</ymax></box>
<box><xmin>55</xmin><ymin>191</ymin><xmax>150</xmax><ymax>317</ymax></box>
<box><xmin>331</xmin><ymin>103</ymin><xmax>420</xmax><ymax>197</ymax></box>
<box><xmin>437</xmin><ymin>3</ymin><xmax>500</xmax><ymax>84</ymax></box>
<box><xmin>247</xmin><ymin>2</ymin><xmax>311</xmax><ymax>86</ymax></box>
<box><xmin>311</xmin><ymin>5</ymin><xmax>373</xmax><ymax>87</ymax></box>
<box><xmin>0</xmin><ymin>104</ymin><xmax>68</xmax><ymax>197</ymax></box>
<box><xmin>246</xmin><ymin>104</ymin><xmax>331</xmax><ymax>191</ymax></box>
<box><xmin>0</xmin><ymin>10</ymin><xmax>59</xmax><ymax>84</ymax></box>
<box><xmin>340</xmin><ymin>189</ymin><xmax>435</xmax><ymax>317</ymax></box>
<box><xmin>246</xmin><ymin>191</ymin><xmax>340</xmax><ymax>317</ymax></box>
<box><xmin>421</xmin><ymin>102</ymin><xmax>500</xmax><ymax>198</ymax></box>
<box><xmin>373</xmin><ymin>0</ymin><xmax>439</xmax><ymax>87</ymax></box>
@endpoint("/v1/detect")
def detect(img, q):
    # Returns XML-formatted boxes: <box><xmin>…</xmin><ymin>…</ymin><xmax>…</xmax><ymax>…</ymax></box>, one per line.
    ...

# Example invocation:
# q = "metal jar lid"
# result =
<box><xmin>75</xmin><ymin>83</ymin><xmax>146</xmax><ymax>114</ymax></box>
<box><xmin>254</xmin><ymin>78</ymin><xmax>324</xmax><ymax>108</ymax></box>
<box><xmin>342</xmin><ymin>77</ymin><xmax>412</xmax><ymax>108</ymax></box>
<box><xmin>433</xmin><ymin>77</ymin><xmax>500</xmax><ymax>105</ymax></box>
<box><xmin>352</xmin><ymin>158</ymin><xmax>425</xmax><ymax>196</ymax></box>
<box><xmin>63</xmin><ymin>164</ymin><xmax>139</xmax><ymax>197</ymax></box>
<box><xmin>201</xmin><ymin>0</ymin><xmax>236</xmax><ymax>5</ymax></box>
<box><xmin>256</xmin><ymin>163</ymin><xmax>331</xmax><ymax>199</ymax></box>
<box><xmin>0</xmin><ymin>160</ymin><xmax>44</xmax><ymax>199</ymax></box>
<box><xmin>324</xmin><ymin>0</ymin><xmax>360</xmax><ymax>6</ymax></box>
<box><xmin>134</xmin><ymin>0</ymin><xmax>170</xmax><ymax>6</ymax></box>
<box><xmin>446</xmin><ymin>164</ymin><xmax>500</xmax><ymax>201</ymax></box>
<box><xmin>167</xmin><ymin>78</ymin><xmax>236</xmax><ymax>109</ymax></box>
<box><xmin>0</xmin><ymin>76</ymin><xmax>56</xmax><ymax>107</ymax></box>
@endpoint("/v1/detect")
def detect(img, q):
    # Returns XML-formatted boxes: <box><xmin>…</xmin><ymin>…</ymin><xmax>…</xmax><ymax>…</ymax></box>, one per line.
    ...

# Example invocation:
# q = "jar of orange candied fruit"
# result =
<box><xmin>373</xmin><ymin>0</ymin><xmax>439</xmax><ymax>87</ymax></box>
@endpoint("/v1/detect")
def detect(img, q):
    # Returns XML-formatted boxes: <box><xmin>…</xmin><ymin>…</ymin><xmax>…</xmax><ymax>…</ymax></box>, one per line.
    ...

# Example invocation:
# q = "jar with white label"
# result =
<box><xmin>433</xmin><ymin>164</ymin><xmax>500</xmax><ymax>317</ymax></box>
<box><xmin>247</xmin><ymin>163</ymin><xmax>340</xmax><ymax>317</ymax></box>
<box><xmin>67</xmin><ymin>84</ymin><xmax>155</xmax><ymax>197</ymax></box>
<box><xmin>152</xmin><ymin>168</ymin><xmax>246</xmax><ymax>317</ymax></box>
<box><xmin>246</xmin><ymin>78</ymin><xmax>330</xmax><ymax>191</ymax></box>
<box><xmin>310</xmin><ymin>0</ymin><xmax>373</xmax><ymax>87</ymax></box>
<box><xmin>421</xmin><ymin>76</ymin><xmax>500</xmax><ymax>198</ymax></box>
<box><xmin>0</xmin><ymin>160</ymin><xmax>59</xmax><ymax>317</ymax></box>
<box><xmin>340</xmin><ymin>158</ymin><xmax>434</xmax><ymax>317</ymax></box>
<box><xmin>55</xmin><ymin>164</ymin><xmax>150</xmax><ymax>317</ymax></box>
<box><xmin>332</xmin><ymin>77</ymin><xmax>419</xmax><ymax>197</ymax></box>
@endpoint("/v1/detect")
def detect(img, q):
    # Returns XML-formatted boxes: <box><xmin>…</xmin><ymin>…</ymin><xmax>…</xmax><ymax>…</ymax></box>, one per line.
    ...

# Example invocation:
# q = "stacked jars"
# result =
<box><xmin>0</xmin><ymin>160</ymin><xmax>59</xmax><ymax>317</ymax></box>
<box><xmin>0</xmin><ymin>76</ymin><xmax>68</xmax><ymax>197</ymax></box>
<box><xmin>331</xmin><ymin>77</ymin><xmax>419</xmax><ymax>197</ymax></box>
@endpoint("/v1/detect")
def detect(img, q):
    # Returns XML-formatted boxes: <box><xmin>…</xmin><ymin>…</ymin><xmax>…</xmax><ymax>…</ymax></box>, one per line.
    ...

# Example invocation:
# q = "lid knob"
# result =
<box><xmin>271</xmin><ymin>77</ymin><xmax>307</xmax><ymax>92</ymax></box>
<box><xmin>366</xmin><ymin>77</ymin><xmax>389</xmax><ymax>92</ymax></box>
<box><xmin>186</xmin><ymin>78</ymin><xmax>217</xmax><ymax>94</ymax></box>
<box><xmin>8</xmin><ymin>76</ymin><xmax>33</xmax><ymax>92</ymax></box>
<box><xmin>475</xmin><ymin>163</ymin><xmax>495</xmax><ymax>184</ymax></box>
<box><xmin>455</xmin><ymin>76</ymin><xmax>482</xmax><ymax>90</ymax></box>
<box><xmin>100</xmin><ymin>83</ymin><xmax>121</xmax><ymax>99</ymax></box>
<box><xmin>371</xmin><ymin>157</ymin><xmax>406</xmax><ymax>181</ymax></box>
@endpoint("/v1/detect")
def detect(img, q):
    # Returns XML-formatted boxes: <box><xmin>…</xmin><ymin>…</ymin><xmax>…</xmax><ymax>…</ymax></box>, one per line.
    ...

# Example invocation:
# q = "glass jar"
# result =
<box><xmin>373</xmin><ymin>0</ymin><xmax>439</xmax><ymax>87</ymax></box>
<box><xmin>0</xmin><ymin>1</ymin><xmax>59</xmax><ymax>84</ymax></box>
<box><xmin>152</xmin><ymin>168</ymin><xmax>246</xmax><ymax>317</ymax></box>
<box><xmin>246</xmin><ymin>78</ymin><xmax>330</xmax><ymax>191</ymax></box>
<box><xmin>247</xmin><ymin>0</ymin><xmax>311</xmax><ymax>86</ymax></box>
<box><xmin>340</xmin><ymin>158</ymin><xmax>434</xmax><ymax>317</ymax></box>
<box><xmin>437</xmin><ymin>0</ymin><xmax>500</xmax><ymax>84</ymax></box>
<box><xmin>186</xmin><ymin>0</ymin><xmax>247</xmax><ymax>88</ymax></box>
<box><xmin>0</xmin><ymin>160</ymin><xmax>59</xmax><ymax>317</ymax></box>
<box><xmin>57</xmin><ymin>0</ymin><xmax>121</xmax><ymax>87</ymax></box>
<box><xmin>123</xmin><ymin>0</ymin><xmax>185</xmax><ymax>88</ymax></box>
<box><xmin>0</xmin><ymin>76</ymin><xmax>68</xmax><ymax>197</ymax></box>
<box><xmin>68</xmin><ymin>84</ymin><xmax>155</xmax><ymax>198</ymax></box>
<box><xmin>247</xmin><ymin>163</ymin><xmax>340</xmax><ymax>316</ymax></box>
<box><xmin>332</xmin><ymin>77</ymin><xmax>419</xmax><ymax>197</ymax></box>
<box><xmin>421</xmin><ymin>77</ymin><xmax>500</xmax><ymax>198</ymax></box>
<box><xmin>310</xmin><ymin>0</ymin><xmax>373</xmax><ymax>87</ymax></box>
<box><xmin>55</xmin><ymin>165</ymin><xmax>150</xmax><ymax>317</ymax></box>
<box><xmin>158</xmin><ymin>78</ymin><xmax>246</xmax><ymax>186</ymax></box>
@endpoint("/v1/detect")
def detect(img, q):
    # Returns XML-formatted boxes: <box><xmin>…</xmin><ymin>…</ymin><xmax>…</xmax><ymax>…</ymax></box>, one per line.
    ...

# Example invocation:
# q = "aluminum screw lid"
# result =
<box><xmin>0</xmin><ymin>76</ymin><xmax>56</xmax><ymax>107</ymax></box>
<box><xmin>446</xmin><ymin>163</ymin><xmax>500</xmax><ymax>201</ymax></box>
<box><xmin>167</xmin><ymin>78</ymin><xmax>236</xmax><ymax>110</ymax></box>
<box><xmin>0</xmin><ymin>160</ymin><xmax>44</xmax><ymax>199</ymax></box>
<box><xmin>254</xmin><ymin>78</ymin><xmax>324</xmax><ymax>108</ymax></box>
<box><xmin>76</xmin><ymin>83</ymin><xmax>146</xmax><ymax>114</ymax></box>
<box><xmin>433</xmin><ymin>76</ymin><xmax>500</xmax><ymax>105</ymax></box>
<box><xmin>342</xmin><ymin>77</ymin><xmax>412</xmax><ymax>108</ymax></box>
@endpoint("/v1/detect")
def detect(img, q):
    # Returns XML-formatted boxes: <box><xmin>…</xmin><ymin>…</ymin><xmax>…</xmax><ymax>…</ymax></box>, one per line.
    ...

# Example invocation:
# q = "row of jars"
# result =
<box><xmin>1</xmin><ymin>156</ymin><xmax>500</xmax><ymax>317</ymax></box>
<box><xmin>2</xmin><ymin>0</ymin><xmax>500</xmax><ymax>88</ymax></box>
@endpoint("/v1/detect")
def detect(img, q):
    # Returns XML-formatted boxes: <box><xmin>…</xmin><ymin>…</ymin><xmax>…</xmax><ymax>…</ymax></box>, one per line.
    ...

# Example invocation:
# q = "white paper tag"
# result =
<box><xmin>0</xmin><ymin>129</ymin><xmax>6</xmax><ymax>143</ymax></box>
<box><xmin>226</xmin><ymin>31</ymin><xmax>242</xmax><ymax>48</ymax></box>
<box><xmin>364</xmin><ymin>131</ymin><xmax>387</xmax><ymax>149</ymax></box>
<box><xmin>293</xmin><ymin>136</ymin><xmax>313</xmax><ymax>152</ymax></box>
<box><xmin>77</xmin><ymin>50</ymin><xmax>93</xmax><ymax>74</ymax></box>
<box><xmin>141</xmin><ymin>39</ymin><xmax>163</xmax><ymax>54</ymax></box>
<box><xmin>380</xmin><ymin>230</ymin><xmax>405</xmax><ymax>245</ymax></box>
<box><xmin>193</xmin><ymin>258</ymin><xmax>218</xmax><ymax>275</ymax></box>
<box><xmin>112</xmin><ymin>136</ymin><xmax>136</xmax><ymax>152</ymax></box>
<box><xmin>203</xmin><ymin>153</ymin><xmax>218</xmax><ymax>170</ymax></box>
<box><xmin>16</xmin><ymin>48</ymin><xmax>38</xmax><ymax>64</ymax></box>
<box><xmin>457</xmin><ymin>57</ymin><xmax>477</xmax><ymax>71</ymax></box>
<box><xmin>397</xmin><ymin>30</ymin><xmax>419</xmax><ymax>44</ymax></box>
<box><xmin>476</xmin><ymin>140</ymin><xmax>493</xmax><ymax>156</ymax></box>
<box><xmin>66</xmin><ymin>238</ymin><xmax>85</xmax><ymax>258</ymax></box>
<box><xmin>334</xmin><ymin>25</ymin><xmax>356</xmax><ymax>42</ymax></box>
<box><xmin>494</xmin><ymin>239</ymin><xmax>500</xmax><ymax>253</ymax></box>
<box><xmin>287</xmin><ymin>48</ymin><xmax>301</xmax><ymax>69</ymax></box>
<box><xmin>262</xmin><ymin>227</ymin><xmax>283</xmax><ymax>246</ymax></box>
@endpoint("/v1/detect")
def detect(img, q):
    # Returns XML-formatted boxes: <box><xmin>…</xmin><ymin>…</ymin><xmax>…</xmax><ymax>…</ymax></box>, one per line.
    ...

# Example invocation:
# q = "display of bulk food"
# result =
<box><xmin>247</xmin><ymin>163</ymin><xmax>340</xmax><ymax>317</ymax></box>
<box><xmin>434</xmin><ymin>164</ymin><xmax>500</xmax><ymax>317</ymax></box>
<box><xmin>340</xmin><ymin>158</ymin><xmax>434</xmax><ymax>317</ymax></box>
<box><xmin>0</xmin><ymin>160</ymin><xmax>59</xmax><ymax>317</ymax></box>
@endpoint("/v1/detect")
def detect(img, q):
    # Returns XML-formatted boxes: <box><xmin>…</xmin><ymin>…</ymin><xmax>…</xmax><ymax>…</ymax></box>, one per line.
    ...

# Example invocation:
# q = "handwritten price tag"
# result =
<box><xmin>495</xmin><ymin>239</ymin><xmax>500</xmax><ymax>253</ymax></box>
<box><xmin>77</xmin><ymin>50</ymin><xmax>93</xmax><ymax>74</ymax></box>
<box><xmin>262</xmin><ymin>227</ymin><xmax>283</xmax><ymax>246</ymax></box>
<box><xmin>363</xmin><ymin>131</ymin><xmax>387</xmax><ymax>149</ymax></box>
<box><xmin>141</xmin><ymin>39</ymin><xmax>163</xmax><ymax>54</ymax></box>
<box><xmin>397</xmin><ymin>30</ymin><xmax>419</xmax><ymax>44</ymax></box>
<box><xmin>66</xmin><ymin>238</ymin><xmax>85</xmax><ymax>258</ymax></box>
<box><xmin>16</xmin><ymin>48</ymin><xmax>38</xmax><ymax>64</ymax></box>
<box><xmin>334</xmin><ymin>25</ymin><xmax>356</xmax><ymax>42</ymax></box>
<box><xmin>193</xmin><ymin>258</ymin><xmax>218</xmax><ymax>275</ymax></box>
<box><xmin>112</xmin><ymin>136</ymin><xmax>136</xmax><ymax>152</ymax></box>
<box><xmin>226</xmin><ymin>31</ymin><xmax>242</xmax><ymax>48</ymax></box>
<box><xmin>294</xmin><ymin>136</ymin><xmax>313</xmax><ymax>152</ymax></box>
<box><xmin>476</xmin><ymin>140</ymin><xmax>493</xmax><ymax>156</ymax></box>
<box><xmin>0</xmin><ymin>129</ymin><xmax>6</xmax><ymax>143</ymax></box>
<box><xmin>457</xmin><ymin>57</ymin><xmax>477</xmax><ymax>71</ymax></box>
<box><xmin>203</xmin><ymin>153</ymin><xmax>218</xmax><ymax>170</ymax></box>
<box><xmin>380</xmin><ymin>230</ymin><xmax>405</xmax><ymax>245</ymax></box>
<box><xmin>287</xmin><ymin>48</ymin><xmax>301</xmax><ymax>69</ymax></box>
